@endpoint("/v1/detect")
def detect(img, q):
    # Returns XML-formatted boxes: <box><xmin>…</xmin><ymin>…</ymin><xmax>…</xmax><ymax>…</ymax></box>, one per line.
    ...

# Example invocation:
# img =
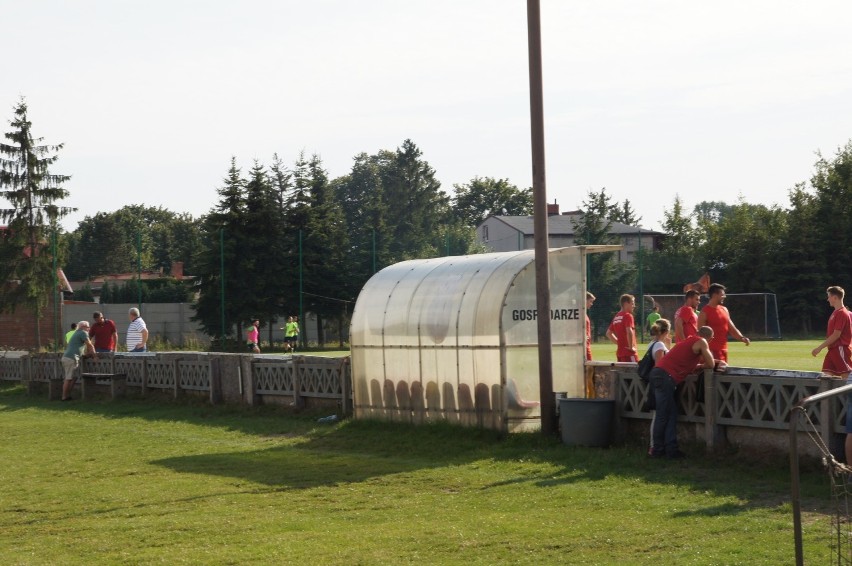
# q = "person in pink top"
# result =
<box><xmin>648</xmin><ymin>326</ymin><xmax>715</xmax><ymax>459</ymax></box>
<box><xmin>606</xmin><ymin>294</ymin><xmax>637</xmax><ymax>362</ymax></box>
<box><xmin>247</xmin><ymin>318</ymin><xmax>260</xmax><ymax>353</ymax></box>
<box><xmin>674</xmin><ymin>289</ymin><xmax>700</xmax><ymax>342</ymax></box>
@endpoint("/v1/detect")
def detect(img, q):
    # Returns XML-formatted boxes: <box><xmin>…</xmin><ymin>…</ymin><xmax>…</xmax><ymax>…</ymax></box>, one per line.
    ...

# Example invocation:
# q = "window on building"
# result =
<box><xmin>482</xmin><ymin>226</ymin><xmax>489</xmax><ymax>242</ymax></box>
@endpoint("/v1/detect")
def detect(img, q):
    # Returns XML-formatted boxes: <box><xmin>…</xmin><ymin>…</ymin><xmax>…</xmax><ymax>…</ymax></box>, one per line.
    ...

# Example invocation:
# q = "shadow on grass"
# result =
<box><xmin>0</xmin><ymin>383</ymin><xmax>832</xmax><ymax>517</ymax></box>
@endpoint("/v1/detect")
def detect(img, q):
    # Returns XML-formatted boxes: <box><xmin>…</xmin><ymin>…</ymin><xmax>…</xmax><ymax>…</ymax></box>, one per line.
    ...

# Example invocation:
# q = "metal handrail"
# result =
<box><xmin>789</xmin><ymin>381</ymin><xmax>852</xmax><ymax>566</ymax></box>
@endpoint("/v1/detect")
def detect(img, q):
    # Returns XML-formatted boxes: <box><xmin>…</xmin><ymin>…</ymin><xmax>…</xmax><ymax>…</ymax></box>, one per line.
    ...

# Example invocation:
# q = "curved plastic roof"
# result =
<box><xmin>350</xmin><ymin>246</ymin><xmax>617</xmax><ymax>431</ymax></box>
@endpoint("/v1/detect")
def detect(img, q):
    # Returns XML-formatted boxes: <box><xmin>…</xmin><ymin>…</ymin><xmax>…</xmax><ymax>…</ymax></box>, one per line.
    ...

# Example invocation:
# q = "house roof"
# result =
<box><xmin>483</xmin><ymin>213</ymin><xmax>664</xmax><ymax>236</ymax></box>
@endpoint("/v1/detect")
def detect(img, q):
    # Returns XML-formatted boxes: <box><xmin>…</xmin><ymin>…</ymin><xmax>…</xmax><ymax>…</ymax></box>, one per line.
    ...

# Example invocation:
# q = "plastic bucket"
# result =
<box><xmin>559</xmin><ymin>398</ymin><xmax>614</xmax><ymax>447</ymax></box>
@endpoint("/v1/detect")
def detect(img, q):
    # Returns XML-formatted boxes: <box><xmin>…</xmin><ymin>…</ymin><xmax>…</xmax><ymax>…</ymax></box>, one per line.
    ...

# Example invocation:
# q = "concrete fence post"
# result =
<box><xmin>173</xmin><ymin>358</ymin><xmax>182</xmax><ymax>399</ymax></box>
<box><xmin>209</xmin><ymin>357</ymin><xmax>222</xmax><ymax>405</ymax></box>
<box><xmin>340</xmin><ymin>357</ymin><xmax>352</xmax><ymax>416</ymax></box>
<box><xmin>292</xmin><ymin>356</ymin><xmax>304</xmax><ymax>409</ymax></box>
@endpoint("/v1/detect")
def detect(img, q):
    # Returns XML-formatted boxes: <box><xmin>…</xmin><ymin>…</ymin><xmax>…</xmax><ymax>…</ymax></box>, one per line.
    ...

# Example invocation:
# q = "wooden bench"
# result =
<box><xmin>81</xmin><ymin>373</ymin><xmax>127</xmax><ymax>400</ymax></box>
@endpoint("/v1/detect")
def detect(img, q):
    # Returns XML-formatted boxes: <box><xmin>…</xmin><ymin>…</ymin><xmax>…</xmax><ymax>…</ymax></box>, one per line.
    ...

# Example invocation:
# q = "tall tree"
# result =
<box><xmin>382</xmin><ymin>139</ymin><xmax>451</xmax><ymax>261</ymax></box>
<box><xmin>575</xmin><ymin>188</ymin><xmax>635</xmax><ymax>336</ymax></box>
<box><xmin>302</xmin><ymin>155</ymin><xmax>351</xmax><ymax>343</ymax></box>
<box><xmin>243</xmin><ymin>160</ymin><xmax>288</xmax><ymax>333</ymax></box>
<box><xmin>451</xmin><ymin>176</ymin><xmax>533</xmax><ymax>227</ymax></box>
<box><xmin>775</xmin><ymin>184</ymin><xmax>824</xmax><ymax>333</ymax></box>
<box><xmin>811</xmin><ymin>142</ymin><xmax>852</xmax><ymax>285</ymax></box>
<box><xmin>0</xmin><ymin>99</ymin><xmax>75</xmax><ymax>348</ymax></box>
<box><xmin>192</xmin><ymin>158</ymin><xmax>249</xmax><ymax>342</ymax></box>
<box><xmin>641</xmin><ymin>195</ymin><xmax>702</xmax><ymax>293</ymax></box>
<box><xmin>609</xmin><ymin>198</ymin><xmax>641</xmax><ymax>226</ymax></box>
<box><xmin>698</xmin><ymin>200</ymin><xmax>785</xmax><ymax>291</ymax></box>
<box><xmin>335</xmin><ymin>152</ymin><xmax>390</xmax><ymax>284</ymax></box>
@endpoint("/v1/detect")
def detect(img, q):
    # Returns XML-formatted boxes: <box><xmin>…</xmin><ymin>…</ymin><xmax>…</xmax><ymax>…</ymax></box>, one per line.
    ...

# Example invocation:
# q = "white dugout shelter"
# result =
<box><xmin>350</xmin><ymin>246</ymin><xmax>618</xmax><ymax>432</ymax></box>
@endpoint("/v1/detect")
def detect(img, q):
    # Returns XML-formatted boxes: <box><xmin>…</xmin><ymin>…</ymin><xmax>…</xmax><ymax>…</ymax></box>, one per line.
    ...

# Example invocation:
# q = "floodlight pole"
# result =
<box><xmin>527</xmin><ymin>0</ymin><xmax>555</xmax><ymax>435</ymax></box>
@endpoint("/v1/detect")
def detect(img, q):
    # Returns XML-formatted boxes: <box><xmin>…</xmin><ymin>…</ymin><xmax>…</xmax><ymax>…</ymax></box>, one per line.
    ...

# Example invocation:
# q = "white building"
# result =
<box><xmin>476</xmin><ymin>203</ymin><xmax>663</xmax><ymax>262</ymax></box>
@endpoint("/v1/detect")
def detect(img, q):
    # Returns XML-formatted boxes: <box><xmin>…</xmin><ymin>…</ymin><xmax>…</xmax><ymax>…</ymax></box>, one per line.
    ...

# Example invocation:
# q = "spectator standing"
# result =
<box><xmin>696</xmin><ymin>283</ymin><xmax>749</xmax><ymax>362</ymax></box>
<box><xmin>247</xmin><ymin>318</ymin><xmax>260</xmax><ymax>353</ymax></box>
<box><xmin>646</xmin><ymin>303</ymin><xmax>661</xmax><ymax>334</ymax></box>
<box><xmin>585</xmin><ymin>292</ymin><xmax>596</xmax><ymax>362</ymax></box>
<box><xmin>606</xmin><ymin>294</ymin><xmax>638</xmax><ymax>362</ymax></box>
<box><xmin>126</xmin><ymin>307</ymin><xmax>149</xmax><ymax>353</ymax></box>
<box><xmin>675</xmin><ymin>290</ymin><xmax>700</xmax><ymax>342</ymax></box>
<box><xmin>811</xmin><ymin>286</ymin><xmax>852</xmax><ymax>464</ymax></box>
<box><xmin>646</xmin><ymin>318</ymin><xmax>672</xmax><ymax>454</ymax></box>
<box><xmin>61</xmin><ymin>321</ymin><xmax>97</xmax><ymax>401</ymax></box>
<box><xmin>64</xmin><ymin>322</ymin><xmax>77</xmax><ymax>345</ymax></box>
<box><xmin>89</xmin><ymin>311</ymin><xmax>118</xmax><ymax>353</ymax></box>
<box><xmin>584</xmin><ymin>292</ymin><xmax>596</xmax><ymax>398</ymax></box>
<box><xmin>648</xmin><ymin>326</ymin><xmax>715</xmax><ymax>459</ymax></box>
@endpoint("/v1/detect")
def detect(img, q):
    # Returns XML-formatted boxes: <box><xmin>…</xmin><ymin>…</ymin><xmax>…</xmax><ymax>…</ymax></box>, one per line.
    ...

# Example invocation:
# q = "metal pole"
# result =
<box><xmin>527</xmin><ymin>0</ymin><xmax>555</xmax><ymax>435</ymax></box>
<box><xmin>136</xmin><ymin>232</ymin><xmax>142</xmax><ymax>312</ymax></box>
<box><xmin>52</xmin><ymin>227</ymin><xmax>58</xmax><ymax>352</ymax></box>
<box><xmin>638</xmin><ymin>229</ymin><xmax>644</xmax><ymax>343</ymax></box>
<box><xmin>220</xmin><ymin>227</ymin><xmax>225</xmax><ymax>348</ymax></box>
<box><xmin>299</xmin><ymin>229</ymin><xmax>304</xmax><ymax>349</ymax></box>
<box><xmin>789</xmin><ymin>406</ymin><xmax>804</xmax><ymax>566</ymax></box>
<box><xmin>372</xmin><ymin>228</ymin><xmax>376</xmax><ymax>274</ymax></box>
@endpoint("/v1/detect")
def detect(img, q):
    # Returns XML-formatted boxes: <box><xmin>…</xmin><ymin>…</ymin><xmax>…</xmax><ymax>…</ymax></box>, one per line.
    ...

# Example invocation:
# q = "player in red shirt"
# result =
<box><xmin>584</xmin><ymin>292</ymin><xmax>596</xmax><ymax>398</ymax></box>
<box><xmin>674</xmin><ymin>289</ymin><xmax>700</xmax><ymax>342</ymax></box>
<box><xmin>811</xmin><ymin>286</ymin><xmax>852</xmax><ymax>465</ymax></box>
<box><xmin>649</xmin><ymin>326</ymin><xmax>715</xmax><ymax>458</ymax></box>
<box><xmin>812</xmin><ymin>286</ymin><xmax>852</xmax><ymax>375</ymax></box>
<box><xmin>696</xmin><ymin>283</ymin><xmax>749</xmax><ymax>363</ymax></box>
<box><xmin>606</xmin><ymin>294</ymin><xmax>637</xmax><ymax>362</ymax></box>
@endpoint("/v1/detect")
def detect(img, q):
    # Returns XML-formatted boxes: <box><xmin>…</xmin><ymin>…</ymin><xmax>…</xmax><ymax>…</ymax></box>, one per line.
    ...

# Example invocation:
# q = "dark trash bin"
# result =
<box><xmin>559</xmin><ymin>398</ymin><xmax>614</xmax><ymax>447</ymax></box>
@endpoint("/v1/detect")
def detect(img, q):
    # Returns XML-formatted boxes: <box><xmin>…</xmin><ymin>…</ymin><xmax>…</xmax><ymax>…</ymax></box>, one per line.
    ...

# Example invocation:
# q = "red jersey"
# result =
<box><xmin>89</xmin><ymin>319</ymin><xmax>117</xmax><ymax>351</ymax></box>
<box><xmin>608</xmin><ymin>310</ymin><xmax>635</xmax><ymax>359</ymax></box>
<box><xmin>827</xmin><ymin>307</ymin><xmax>852</xmax><ymax>348</ymax></box>
<box><xmin>585</xmin><ymin>314</ymin><xmax>592</xmax><ymax>361</ymax></box>
<box><xmin>675</xmin><ymin>305</ymin><xmax>698</xmax><ymax>339</ymax></box>
<box><xmin>655</xmin><ymin>335</ymin><xmax>704</xmax><ymax>384</ymax></box>
<box><xmin>701</xmin><ymin>304</ymin><xmax>730</xmax><ymax>353</ymax></box>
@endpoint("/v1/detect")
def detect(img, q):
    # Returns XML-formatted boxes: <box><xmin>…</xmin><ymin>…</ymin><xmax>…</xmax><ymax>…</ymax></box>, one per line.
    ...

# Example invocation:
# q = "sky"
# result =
<box><xmin>3</xmin><ymin>0</ymin><xmax>852</xmax><ymax>233</ymax></box>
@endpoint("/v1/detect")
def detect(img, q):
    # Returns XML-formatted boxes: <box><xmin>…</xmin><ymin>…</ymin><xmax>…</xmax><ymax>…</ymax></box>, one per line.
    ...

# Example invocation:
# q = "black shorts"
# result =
<box><xmin>247</xmin><ymin>342</ymin><xmax>258</xmax><ymax>351</ymax></box>
<box><xmin>284</xmin><ymin>336</ymin><xmax>296</xmax><ymax>343</ymax></box>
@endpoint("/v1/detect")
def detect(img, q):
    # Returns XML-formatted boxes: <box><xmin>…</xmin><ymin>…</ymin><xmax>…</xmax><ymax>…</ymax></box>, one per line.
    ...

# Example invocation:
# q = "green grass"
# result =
<box><xmin>279</xmin><ymin>339</ymin><xmax>827</xmax><ymax>369</ymax></box>
<box><xmin>0</xmin><ymin>384</ymin><xmax>836</xmax><ymax>565</ymax></box>
<box><xmin>596</xmin><ymin>338</ymin><xmax>825</xmax><ymax>372</ymax></box>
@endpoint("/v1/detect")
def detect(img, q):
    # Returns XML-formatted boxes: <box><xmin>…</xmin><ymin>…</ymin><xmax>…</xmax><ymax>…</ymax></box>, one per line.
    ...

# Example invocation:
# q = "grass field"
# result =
<box><xmin>0</xmin><ymin>383</ymin><xmax>837</xmax><ymax>565</ymax></box>
<box><xmin>312</xmin><ymin>338</ymin><xmax>826</xmax><ymax>372</ymax></box>
<box><xmin>596</xmin><ymin>338</ymin><xmax>825</xmax><ymax>372</ymax></box>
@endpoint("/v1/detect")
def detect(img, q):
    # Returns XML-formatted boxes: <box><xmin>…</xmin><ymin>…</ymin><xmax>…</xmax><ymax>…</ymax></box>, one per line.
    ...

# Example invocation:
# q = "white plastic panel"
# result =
<box><xmin>350</xmin><ymin>247</ymin><xmax>594</xmax><ymax>431</ymax></box>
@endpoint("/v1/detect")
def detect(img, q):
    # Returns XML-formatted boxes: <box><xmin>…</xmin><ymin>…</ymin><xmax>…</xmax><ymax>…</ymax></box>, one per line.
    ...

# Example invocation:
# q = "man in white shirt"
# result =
<box><xmin>126</xmin><ymin>307</ymin><xmax>149</xmax><ymax>352</ymax></box>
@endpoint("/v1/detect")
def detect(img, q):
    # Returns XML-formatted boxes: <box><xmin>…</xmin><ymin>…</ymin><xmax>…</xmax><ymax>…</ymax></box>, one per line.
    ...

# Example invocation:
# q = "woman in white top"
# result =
<box><xmin>647</xmin><ymin>318</ymin><xmax>672</xmax><ymax>454</ymax></box>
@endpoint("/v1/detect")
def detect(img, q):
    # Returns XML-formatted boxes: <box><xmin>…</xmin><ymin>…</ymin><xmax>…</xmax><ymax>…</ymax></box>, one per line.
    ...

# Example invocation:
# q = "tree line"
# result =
<box><xmin>2</xmin><ymin>98</ymin><xmax>852</xmax><ymax>346</ymax></box>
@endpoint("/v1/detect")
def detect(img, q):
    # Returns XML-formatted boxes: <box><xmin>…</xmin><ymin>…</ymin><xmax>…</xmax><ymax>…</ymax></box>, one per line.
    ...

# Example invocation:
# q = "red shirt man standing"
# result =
<box><xmin>675</xmin><ymin>290</ymin><xmax>700</xmax><ymax>342</ymax></box>
<box><xmin>696</xmin><ymin>283</ymin><xmax>749</xmax><ymax>363</ymax></box>
<box><xmin>89</xmin><ymin>311</ymin><xmax>118</xmax><ymax>353</ymax></box>
<box><xmin>606</xmin><ymin>294</ymin><xmax>637</xmax><ymax>362</ymax></box>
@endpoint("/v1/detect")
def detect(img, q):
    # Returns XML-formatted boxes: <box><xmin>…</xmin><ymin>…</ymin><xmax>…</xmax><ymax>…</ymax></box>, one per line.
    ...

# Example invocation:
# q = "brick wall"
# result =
<box><xmin>0</xmin><ymin>293</ymin><xmax>61</xmax><ymax>350</ymax></box>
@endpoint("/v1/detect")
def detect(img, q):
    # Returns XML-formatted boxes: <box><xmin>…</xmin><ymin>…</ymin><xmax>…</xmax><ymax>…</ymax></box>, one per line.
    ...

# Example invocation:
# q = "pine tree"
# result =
<box><xmin>0</xmin><ymin>99</ymin><xmax>75</xmax><ymax>348</ymax></box>
<box><xmin>192</xmin><ymin>158</ymin><xmax>249</xmax><ymax>343</ymax></box>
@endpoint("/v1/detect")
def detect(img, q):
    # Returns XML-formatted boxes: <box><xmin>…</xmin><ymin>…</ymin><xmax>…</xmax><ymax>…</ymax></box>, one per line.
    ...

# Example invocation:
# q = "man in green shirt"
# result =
<box><xmin>64</xmin><ymin>322</ymin><xmax>77</xmax><ymax>345</ymax></box>
<box><xmin>61</xmin><ymin>321</ymin><xmax>97</xmax><ymax>401</ymax></box>
<box><xmin>646</xmin><ymin>304</ymin><xmax>661</xmax><ymax>333</ymax></box>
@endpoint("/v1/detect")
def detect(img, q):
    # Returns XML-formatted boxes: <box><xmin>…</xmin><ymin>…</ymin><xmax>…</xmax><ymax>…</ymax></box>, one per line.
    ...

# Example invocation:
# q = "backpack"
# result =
<box><xmin>637</xmin><ymin>341</ymin><xmax>657</xmax><ymax>382</ymax></box>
